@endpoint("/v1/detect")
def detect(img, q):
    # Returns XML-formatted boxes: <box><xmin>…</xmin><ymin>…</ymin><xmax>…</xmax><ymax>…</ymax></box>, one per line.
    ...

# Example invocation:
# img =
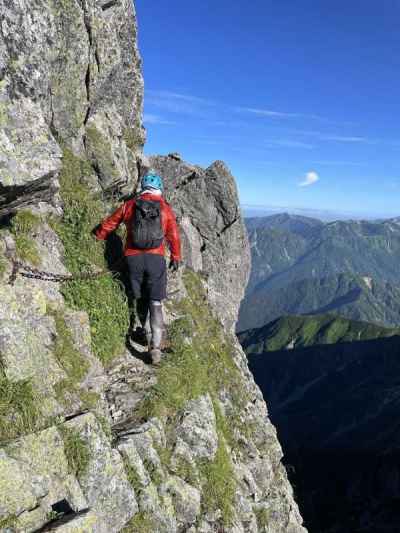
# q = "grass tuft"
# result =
<box><xmin>122</xmin><ymin>456</ymin><xmax>144</xmax><ymax>494</ymax></box>
<box><xmin>0</xmin><ymin>514</ymin><xmax>17</xmax><ymax>530</ymax></box>
<box><xmin>60</xmin><ymin>426</ymin><xmax>90</xmax><ymax>477</ymax></box>
<box><xmin>123</xmin><ymin>127</ymin><xmax>144</xmax><ymax>153</ymax></box>
<box><xmin>50</xmin><ymin>148</ymin><xmax>130</xmax><ymax>364</ymax></box>
<box><xmin>51</xmin><ymin>308</ymin><xmax>89</xmax><ymax>381</ymax></box>
<box><xmin>143</xmin><ymin>457</ymin><xmax>163</xmax><ymax>486</ymax></box>
<box><xmin>199</xmin><ymin>437</ymin><xmax>236</xmax><ymax>525</ymax></box>
<box><xmin>121</xmin><ymin>512</ymin><xmax>155</xmax><ymax>533</ymax></box>
<box><xmin>0</xmin><ymin>377</ymin><xmax>41</xmax><ymax>444</ymax></box>
<box><xmin>0</xmin><ymin>254</ymin><xmax>6</xmax><ymax>277</ymax></box>
<box><xmin>254</xmin><ymin>506</ymin><xmax>270</xmax><ymax>530</ymax></box>
<box><xmin>11</xmin><ymin>210</ymin><xmax>41</xmax><ymax>234</ymax></box>
<box><xmin>96</xmin><ymin>414</ymin><xmax>113</xmax><ymax>441</ymax></box>
<box><xmin>173</xmin><ymin>455</ymin><xmax>199</xmax><ymax>487</ymax></box>
<box><xmin>11</xmin><ymin>210</ymin><xmax>41</xmax><ymax>266</ymax></box>
<box><xmin>49</xmin><ymin>308</ymin><xmax>101</xmax><ymax>409</ymax></box>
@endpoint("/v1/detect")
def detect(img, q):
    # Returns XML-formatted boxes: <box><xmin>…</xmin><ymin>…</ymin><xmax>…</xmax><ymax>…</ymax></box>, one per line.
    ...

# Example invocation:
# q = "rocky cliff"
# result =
<box><xmin>0</xmin><ymin>2</ymin><xmax>305</xmax><ymax>532</ymax></box>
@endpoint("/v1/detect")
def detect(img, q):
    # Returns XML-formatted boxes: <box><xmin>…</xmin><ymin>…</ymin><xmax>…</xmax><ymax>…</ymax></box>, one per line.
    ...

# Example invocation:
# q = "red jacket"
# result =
<box><xmin>95</xmin><ymin>192</ymin><xmax>182</xmax><ymax>261</ymax></box>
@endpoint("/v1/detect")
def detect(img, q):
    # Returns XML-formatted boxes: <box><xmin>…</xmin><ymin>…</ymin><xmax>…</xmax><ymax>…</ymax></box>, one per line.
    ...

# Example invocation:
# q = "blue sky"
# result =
<box><xmin>135</xmin><ymin>0</ymin><xmax>400</xmax><ymax>218</ymax></box>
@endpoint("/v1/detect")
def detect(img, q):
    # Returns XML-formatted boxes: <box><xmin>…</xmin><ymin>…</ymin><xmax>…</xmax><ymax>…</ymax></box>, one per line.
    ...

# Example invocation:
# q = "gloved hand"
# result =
<box><xmin>169</xmin><ymin>259</ymin><xmax>180</xmax><ymax>272</ymax></box>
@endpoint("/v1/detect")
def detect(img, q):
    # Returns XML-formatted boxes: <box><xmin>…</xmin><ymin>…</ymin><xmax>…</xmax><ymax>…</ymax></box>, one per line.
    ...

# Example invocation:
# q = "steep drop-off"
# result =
<box><xmin>0</xmin><ymin>2</ymin><xmax>305</xmax><ymax>532</ymax></box>
<box><xmin>241</xmin><ymin>315</ymin><xmax>400</xmax><ymax>532</ymax></box>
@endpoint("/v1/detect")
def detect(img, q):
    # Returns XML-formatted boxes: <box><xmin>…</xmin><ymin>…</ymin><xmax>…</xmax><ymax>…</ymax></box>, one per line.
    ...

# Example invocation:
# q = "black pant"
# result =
<box><xmin>126</xmin><ymin>254</ymin><xmax>167</xmax><ymax>301</ymax></box>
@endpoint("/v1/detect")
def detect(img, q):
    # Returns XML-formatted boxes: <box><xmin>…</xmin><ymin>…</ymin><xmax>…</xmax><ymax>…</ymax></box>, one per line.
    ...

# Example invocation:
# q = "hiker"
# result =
<box><xmin>95</xmin><ymin>170</ymin><xmax>181</xmax><ymax>364</ymax></box>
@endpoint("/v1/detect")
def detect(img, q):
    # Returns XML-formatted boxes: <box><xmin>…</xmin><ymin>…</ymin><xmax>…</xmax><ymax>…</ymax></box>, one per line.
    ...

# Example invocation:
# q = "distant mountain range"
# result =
<box><xmin>241</xmin><ymin>205</ymin><xmax>397</xmax><ymax>222</ymax></box>
<box><xmin>238</xmin><ymin>213</ymin><xmax>400</xmax><ymax>331</ymax></box>
<box><xmin>239</xmin><ymin>314</ymin><xmax>400</xmax><ymax>533</ymax></box>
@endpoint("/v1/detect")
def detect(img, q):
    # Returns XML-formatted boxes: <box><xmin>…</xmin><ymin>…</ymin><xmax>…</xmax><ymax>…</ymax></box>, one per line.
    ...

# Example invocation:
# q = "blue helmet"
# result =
<box><xmin>141</xmin><ymin>170</ymin><xmax>163</xmax><ymax>191</ymax></box>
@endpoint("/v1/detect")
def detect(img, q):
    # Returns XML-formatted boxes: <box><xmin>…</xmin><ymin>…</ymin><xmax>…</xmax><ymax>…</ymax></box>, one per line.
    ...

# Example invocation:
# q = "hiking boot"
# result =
<box><xmin>150</xmin><ymin>348</ymin><xmax>162</xmax><ymax>365</ymax></box>
<box><xmin>130</xmin><ymin>327</ymin><xmax>148</xmax><ymax>346</ymax></box>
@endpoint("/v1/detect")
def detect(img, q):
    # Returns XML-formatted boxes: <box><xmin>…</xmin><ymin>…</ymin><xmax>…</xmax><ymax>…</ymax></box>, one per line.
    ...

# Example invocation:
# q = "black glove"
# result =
<box><xmin>169</xmin><ymin>259</ymin><xmax>180</xmax><ymax>272</ymax></box>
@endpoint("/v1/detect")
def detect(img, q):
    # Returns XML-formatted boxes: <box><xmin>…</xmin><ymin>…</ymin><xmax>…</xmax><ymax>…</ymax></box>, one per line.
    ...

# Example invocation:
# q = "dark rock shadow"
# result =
<box><xmin>0</xmin><ymin>213</ymin><xmax>12</xmax><ymax>230</ymax></box>
<box><xmin>125</xmin><ymin>337</ymin><xmax>151</xmax><ymax>364</ymax></box>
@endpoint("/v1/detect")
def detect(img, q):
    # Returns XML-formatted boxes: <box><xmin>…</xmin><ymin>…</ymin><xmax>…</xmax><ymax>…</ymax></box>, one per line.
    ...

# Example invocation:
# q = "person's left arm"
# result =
<box><xmin>164</xmin><ymin>204</ymin><xmax>182</xmax><ymax>265</ymax></box>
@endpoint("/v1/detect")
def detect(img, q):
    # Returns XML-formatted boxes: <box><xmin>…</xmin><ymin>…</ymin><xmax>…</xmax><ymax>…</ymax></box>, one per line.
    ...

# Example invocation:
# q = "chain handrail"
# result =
<box><xmin>7</xmin><ymin>256</ymin><xmax>126</xmax><ymax>286</ymax></box>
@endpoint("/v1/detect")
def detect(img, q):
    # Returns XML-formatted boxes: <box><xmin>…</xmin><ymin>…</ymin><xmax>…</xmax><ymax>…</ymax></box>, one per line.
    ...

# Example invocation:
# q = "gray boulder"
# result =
<box><xmin>175</xmin><ymin>394</ymin><xmax>218</xmax><ymax>460</ymax></box>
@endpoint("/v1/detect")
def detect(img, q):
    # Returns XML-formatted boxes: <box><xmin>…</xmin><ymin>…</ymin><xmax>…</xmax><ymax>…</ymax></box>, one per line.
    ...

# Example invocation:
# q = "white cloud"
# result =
<box><xmin>237</xmin><ymin>106</ymin><xmax>300</xmax><ymax>118</ymax></box>
<box><xmin>147</xmin><ymin>90</ymin><xmax>214</xmax><ymax>105</ymax></box>
<box><xmin>143</xmin><ymin>113</ymin><xmax>176</xmax><ymax>125</ymax></box>
<box><xmin>237</xmin><ymin>106</ymin><xmax>323</xmax><ymax>121</ymax></box>
<box><xmin>299</xmin><ymin>171</ymin><xmax>320</xmax><ymax>187</ymax></box>
<box><xmin>266</xmin><ymin>139</ymin><xmax>315</xmax><ymax>149</ymax></box>
<box><xmin>145</xmin><ymin>90</ymin><xmax>215</xmax><ymax>116</ymax></box>
<box><xmin>322</xmin><ymin>135</ymin><xmax>371</xmax><ymax>143</ymax></box>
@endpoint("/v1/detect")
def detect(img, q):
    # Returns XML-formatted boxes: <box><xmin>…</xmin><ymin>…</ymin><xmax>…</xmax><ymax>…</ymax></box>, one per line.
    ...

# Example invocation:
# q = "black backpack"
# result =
<box><xmin>131</xmin><ymin>199</ymin><xmax>164</xmax><ymax>249</ymax></box>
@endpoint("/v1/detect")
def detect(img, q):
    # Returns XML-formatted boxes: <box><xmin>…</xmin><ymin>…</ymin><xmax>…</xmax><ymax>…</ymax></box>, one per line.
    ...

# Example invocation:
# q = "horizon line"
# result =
<box><xmin>241</xmin><ymin>203</ymin><xmax>399</xmax><ymax>220</ymax></box>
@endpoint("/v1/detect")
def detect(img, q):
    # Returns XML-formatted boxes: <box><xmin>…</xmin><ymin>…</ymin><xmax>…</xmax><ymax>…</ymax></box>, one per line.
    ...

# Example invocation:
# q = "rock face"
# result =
<box><xmin>0</xmin><ymin>0</ymin><xmax>144</xmax><ymax>215</ymax></box>
<box><xmin>0</xmin><ymin>1</ymin><xmax>305</xmax><ymax>532</ymax></box>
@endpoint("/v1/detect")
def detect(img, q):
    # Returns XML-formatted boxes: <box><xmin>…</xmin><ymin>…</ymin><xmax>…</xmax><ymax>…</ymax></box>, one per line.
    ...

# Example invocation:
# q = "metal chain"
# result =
<box><xmin>8</xmin><ymin>257</ymin><xmax>126</xmax><ymax>286</ymax></box>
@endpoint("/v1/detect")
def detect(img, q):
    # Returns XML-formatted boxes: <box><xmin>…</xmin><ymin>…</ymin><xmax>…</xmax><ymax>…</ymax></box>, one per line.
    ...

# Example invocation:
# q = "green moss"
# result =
<box><xmin>48</xmin><ymin>308</ymin><xmax>101</xmax><ymax>408</ymax></box>
<box><xmin>0</xmin><ymin>103</ymin><xmax>7</xmax><ymax>127</ymax></box>
<box><xmin>96</xmin><ymin>414</ymin><xmax>113</xmax><ymax>441</ymax></box>
<box><xmin>173</xmin><ymin>455</ymin><xmax>198</xmax><ymax>487</ymax></box>
<box><xmin>50</xmin><ymin>148</ymin><xmax>129</xmax><ymax>364</ymax></box>
<box><xmin>123</xmin><ymin>456</ymin><xmax>144</xmax><ymax>494</ymax></box>
<box><xmin>46</xmin><ymin>510</ymin><xmax>61</xmax><ymax>522</ymax></box>
<box><xmin>167</xmin><ymin>315</ymin><xmax>194</xmax><ymax>340</ymax></box>
<box><xmin>10</xmin><ymin>210</ymin><xmax>41</xmax><ymax>266</ymax></box>
<box><xmin>0</xmin><ymin>514</ymin><xmax>17</xmax><ymax>530</ymax></box>
<box><xmin>51</xmin><ymin>309</ymin><xmax>89</xmax><ymax>382</ymax></box>
<box><xmin>60</xmin><ymin>426</ymin><xmax>90</xmax><ymax>477</ymax></box>
<box><xmin>0</xmin><ymin>377</ymin><xmax>41</xmax><ymax>444</ymax></box>
<box><xmin>86</xmin><ymin>125</ymin><xmax>117</xmax><ymax>180</ymax></box>
<box><xmin>254</xmin><ymin>507</ymin><xmax>270</xmax><ymax>530</ymax></box>
<box><xmin>121</xmin><ymin>512</ymin><xmax>155</xmax><ymax>533</ymax></box>
<box><xmin>212</xmin><ymin>398</ymin><xmax>236</xmax><ymax>451</ymax></box>
<box><xmin>154</xmin><ymin>443</ymin><xmax>172</xmax><ymax>471</ymax></box>
<box><xmin>143</xmin><ymin>457</ymin><xmax>163</xmax><ymax>486</ymax></box>
<box><xmin>79</xmin><ymin>390</ymin><xmax>100</xmax><ymax>410</ymax></box>
<box><xmin>0</xmin><ymin>252</ymin><xmax>6</xmax><ymax>277</ymax></box>
<box><xmin>123</xmin><ymin>127</ymin><xmax>144</xmax><ymax>153</ymax></box>
<box><xmin>199</xmin><ymin>437</ymin><xmax>236</xmax><ymax>526</ymax></box>
<box><xmin>13</xmin><ymin>234</ymin><xmax>40</xmax><ymax>266</ymax></box>
<box><xmin>11</xmin><ymin>210</ymin><xmax>40</xmax><ymax>236</ymax></box>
